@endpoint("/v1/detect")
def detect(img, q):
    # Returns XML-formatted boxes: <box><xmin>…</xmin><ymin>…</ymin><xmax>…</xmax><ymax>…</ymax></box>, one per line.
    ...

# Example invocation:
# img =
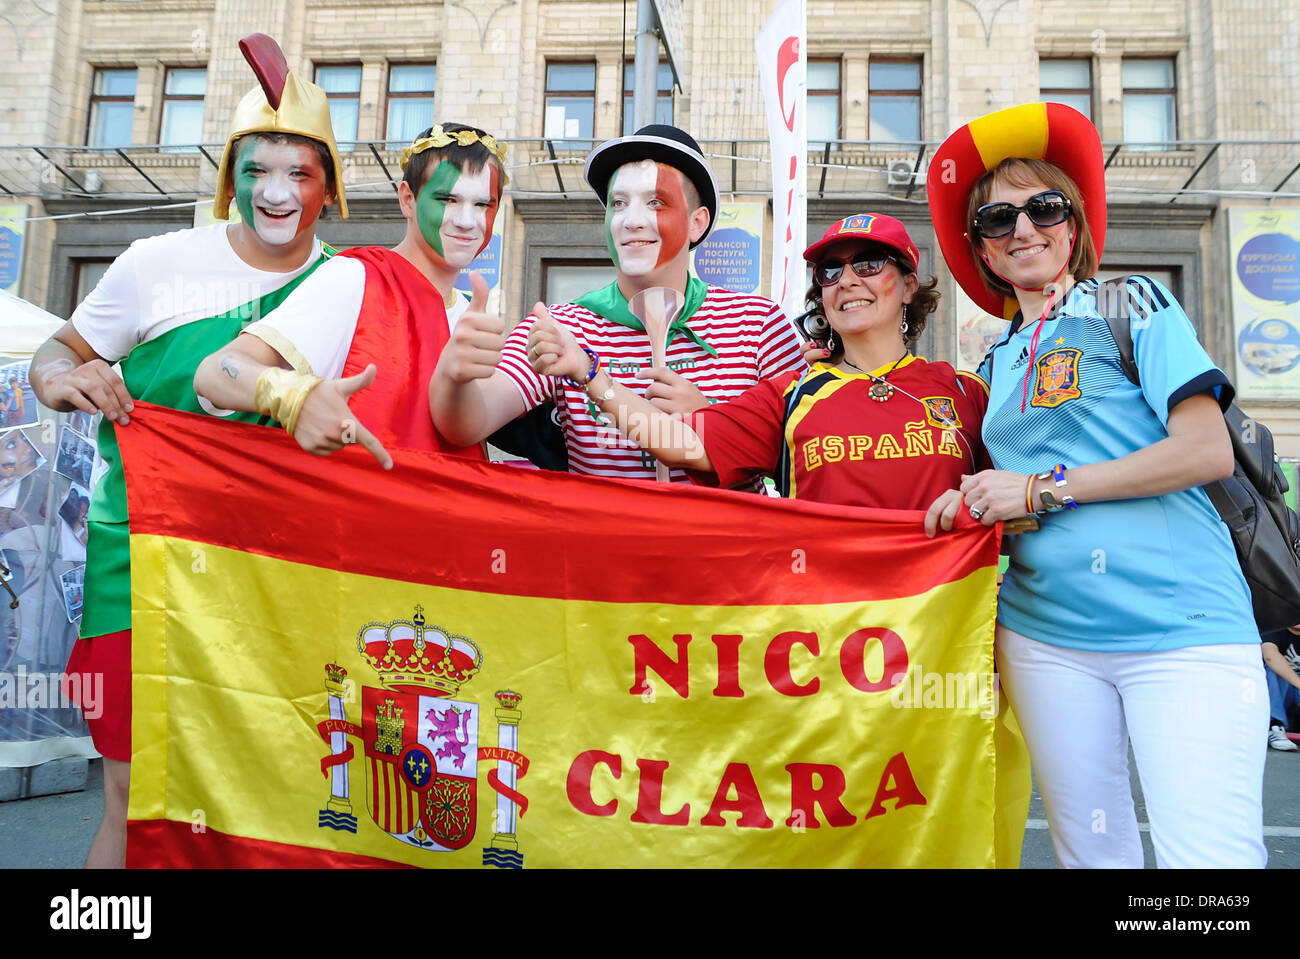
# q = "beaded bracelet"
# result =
<box><xmin>565</xmin><ymin>346</ymin><xmax>601</xmax><ymax>389</ymax></box>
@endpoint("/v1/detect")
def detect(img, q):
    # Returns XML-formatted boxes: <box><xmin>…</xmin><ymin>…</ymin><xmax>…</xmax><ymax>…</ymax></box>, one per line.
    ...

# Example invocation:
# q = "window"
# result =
<box><xmin>159</xmin><ymin>68</ymin><xmax>206</xmax><ymax>152</ymax></box>
<box><xmin>544</xmin><ymin>62</ymin><xmax>595</xmax><ymax>141</ymax></box>
<box><xmin>622</xmin><ymin>61</ymin><xmax>673</xmax><ymax>135</ymax></box>
<box><xmin>1039</xmin><ymin>59</ymin><xmax>1092</xmax><ymax>120</ymax></box>
<box><xmin>807</xmin><ymin>59</ymin><xmax>841</xmax><ymax>150</ymax></box>
<box><xmin>72</xmin><ymin>260</ymin><xmax>112</xmax><ymax>313</ymax></box>
<box><xmin>1123</xmin><ymin>58</ymin><xmax>1176</xmax><ymax>149</ymax></box>
<box><xmin>316</xmin><ymin>64</ymin><xmax>361</xmax><ymax>151</ymax></box>
<box><xmin>543</xmin><ymin>261</ymin><xmax>613</xmax><ymax>303</ymax></box>
<box><xmin>386</xmin><ymin>64</ymin><xmax>436</xmax><ymax>144</ymax></box>
<box><xmin>869</xmin><ymin>59</ymin><xmax>921</xmax><ymax>143</ymax></box>
<box><xmin>87</xmin><ymin>68</ymin><xmax>136</xmax><ymax>147</ymax></box>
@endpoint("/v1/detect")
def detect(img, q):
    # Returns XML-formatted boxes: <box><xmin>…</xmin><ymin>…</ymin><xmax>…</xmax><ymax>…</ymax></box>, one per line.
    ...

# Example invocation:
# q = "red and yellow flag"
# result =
<box><xmin>119</xmin><ymin>404</ymin><xmax>1029</xmax><ymax>868</ymax></box>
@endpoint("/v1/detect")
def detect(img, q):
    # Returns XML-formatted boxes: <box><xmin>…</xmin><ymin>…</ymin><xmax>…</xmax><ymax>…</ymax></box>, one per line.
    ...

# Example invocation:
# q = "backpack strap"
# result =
<box><xmin>1096</xmin><ymin>275</ymin><xmax>1141</xmax><ymax>386</ymax></box>
<box><xmin>774</xmin><ymin>369</ymin><xmax>838</xmax><ymax>498</ymax></box>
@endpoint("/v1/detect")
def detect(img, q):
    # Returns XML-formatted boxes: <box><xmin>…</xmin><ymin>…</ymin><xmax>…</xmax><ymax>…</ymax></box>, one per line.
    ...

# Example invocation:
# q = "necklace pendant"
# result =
<box><xmin>868</xmin><ymin>381</ymin><xmax>894</xmax><ymax>403</ymax></box>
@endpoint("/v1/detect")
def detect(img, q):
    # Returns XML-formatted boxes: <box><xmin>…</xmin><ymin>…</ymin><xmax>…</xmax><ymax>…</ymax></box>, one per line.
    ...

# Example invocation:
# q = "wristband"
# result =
<box><xmin>565</xmin><ymin>346</ymin><xmax>601</xmax><ymax>389</ymax></box>
<box><xmin>1034</xmin><ymin>464</ymin><xmax>1079</xmax><ymax>513</ymax></box>
<box><xmin>253</xmin><ymin>367</ymin><xmax>324</xmax><ymax>436</ymax></box>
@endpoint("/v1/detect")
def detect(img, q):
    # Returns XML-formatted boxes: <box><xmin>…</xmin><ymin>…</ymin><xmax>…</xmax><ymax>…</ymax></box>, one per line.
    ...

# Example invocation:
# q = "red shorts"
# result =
<box><xmin>63</xmin><ymin>628</ymin><xmax>131</xmax><ymax>762</ymax></box>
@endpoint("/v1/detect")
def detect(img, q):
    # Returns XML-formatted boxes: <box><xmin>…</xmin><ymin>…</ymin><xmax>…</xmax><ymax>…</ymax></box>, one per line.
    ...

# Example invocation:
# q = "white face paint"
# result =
<box><xmin>433</xmin><ymin>164</ymin><xmax>496</xmax><ymax>271</ymax></box>
<box><xmin>605</xmin><ymin>159</ymin><xmax>668</xmax><ymax>277</ymax></box>
<box><xmin>233</xmin><ymin>140</ymin><xmax>327</xmax><ymax>249</ymax></box>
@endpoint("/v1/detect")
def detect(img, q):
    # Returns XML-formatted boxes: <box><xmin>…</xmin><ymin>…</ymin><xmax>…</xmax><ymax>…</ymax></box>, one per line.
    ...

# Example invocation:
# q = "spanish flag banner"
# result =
<box><xmin>120</xmin><ymin>404</ymin><xmax>1029</xmax><ymax>868</ymax></box>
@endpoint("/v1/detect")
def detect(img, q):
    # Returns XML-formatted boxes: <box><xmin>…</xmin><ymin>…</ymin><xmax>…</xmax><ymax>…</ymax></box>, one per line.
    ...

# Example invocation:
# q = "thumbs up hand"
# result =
<box><xmin>527</xmin><ymin>303</ymin><xmax>588</xmax><ymax>381</ymax></box>
<box><xmin>441</xmin><ymin>271</ymin><xmax>505</xmax><ymax>384</ymax></box>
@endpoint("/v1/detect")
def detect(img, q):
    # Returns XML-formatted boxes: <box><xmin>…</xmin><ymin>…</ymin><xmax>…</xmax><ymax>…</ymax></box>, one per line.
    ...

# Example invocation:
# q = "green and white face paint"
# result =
<box><xmin>232</xmin><ymin>139</ymin><xmax>328</xmax><ymax>248</ymax></box>
<box><xmin>415</xmin><ymin>160</ymin><xmax>500</xmax><ymax>271</ymax></box>
<box><xmin>604</xmin><ymin>159</ymin><xmax>692</xmax><ymax>277</ymax></box>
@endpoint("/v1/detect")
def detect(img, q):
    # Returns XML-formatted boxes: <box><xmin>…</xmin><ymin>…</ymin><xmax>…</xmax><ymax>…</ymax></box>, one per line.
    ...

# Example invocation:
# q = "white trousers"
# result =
<box><xmin>997</xmin><ymin>625</ymin><xmax>1268</xmax><ymax>868</ymax></box>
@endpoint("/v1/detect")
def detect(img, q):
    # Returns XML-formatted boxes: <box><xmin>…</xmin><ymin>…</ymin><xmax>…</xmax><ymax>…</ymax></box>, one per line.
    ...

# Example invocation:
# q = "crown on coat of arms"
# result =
<box><xmin>495</xmin><ymin>689</ymin><xmax>522</xmax><ymax>709</ymax></box>
<box><xmin>324</xmin><ymin>663</ymin><xmax>348</xmax><ymax>685</ymax></box>
<box><xmin>356</xmin><ymin>605</ymin><xmax>482</xmax><ymax>696</ymax></box>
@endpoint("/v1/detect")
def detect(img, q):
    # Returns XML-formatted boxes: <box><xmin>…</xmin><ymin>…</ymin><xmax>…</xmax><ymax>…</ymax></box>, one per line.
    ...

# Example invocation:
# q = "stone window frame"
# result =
<box><xmin>384</xmin><ymin>62</ymin><xmax>437</xmax><ymax>145</ymax></box>
<box><xmin>807</xmin><ymin>57</ymin><xmax>842</xmax><ymax>151</ymax></box>
<box><xmin>867</xmin><ymin>56</ymin><xmax>924</xmax><ymax>145</ymax></box>
<box><xmin>314</xmin><ymin>62</ymin><xmax>364</xmax><ymax>151</ymax></box>
<box><xmin>1121</xmin><ymin>54</ymin><xmax>1179</xmax><ymax>148</ymax></box>
<box><xmin>620</xmin><ymin>59</ymin><xmax>674</xmax><ymax>136</ymax></box>
<box><xmin>542</xmin><ymin>60</ymin><xmax>598</xmax><ymax>143</ymax></box>
<box><xmin>86</xmin><ymin>67</ymin><xmax>138</xmax><ymax>147</ymax></box>
<box><xmin>1038</xmin><ymin>57</ymin><xmax>1095</xmax><ymax>121</ymax></box>
<box><xmin>157</xmin><ymin>66</ymin><xmax>207</xmax><ymax>151</ymax></box>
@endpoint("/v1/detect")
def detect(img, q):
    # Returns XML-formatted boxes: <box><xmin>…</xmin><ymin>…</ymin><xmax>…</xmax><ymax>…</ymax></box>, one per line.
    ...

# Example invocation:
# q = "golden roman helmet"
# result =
<box><xmin>212</xmin><ymin>33</ymin><xmax>349</xmax><ymax>220</ymax></box>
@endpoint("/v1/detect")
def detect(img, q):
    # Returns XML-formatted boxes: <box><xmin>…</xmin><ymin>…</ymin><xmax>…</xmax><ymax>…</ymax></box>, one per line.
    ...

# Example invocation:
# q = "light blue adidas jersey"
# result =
<box><xmin>976</xmin><ymin>276</ymin><xmax>1255</xmax><ymax>652</ymax></box>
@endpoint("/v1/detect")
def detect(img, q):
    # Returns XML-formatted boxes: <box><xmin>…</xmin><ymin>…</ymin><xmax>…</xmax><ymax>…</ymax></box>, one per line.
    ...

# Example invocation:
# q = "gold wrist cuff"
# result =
<box><xmin>253</xmin><ymin>367</ymin><xmax>324</xmax><ymax>436</ymax></box>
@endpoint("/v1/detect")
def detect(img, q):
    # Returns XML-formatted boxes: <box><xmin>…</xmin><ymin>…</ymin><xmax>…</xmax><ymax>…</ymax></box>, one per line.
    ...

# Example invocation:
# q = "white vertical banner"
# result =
<box><xmin>755</xmin><ymin>0</ymin><xmax>807</xmax><ymax>320</ymax></box>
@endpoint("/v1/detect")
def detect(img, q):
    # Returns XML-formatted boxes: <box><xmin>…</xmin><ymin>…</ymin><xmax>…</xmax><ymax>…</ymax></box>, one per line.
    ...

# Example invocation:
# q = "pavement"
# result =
<box><xmin>2</xmin><ymin>747</ymin><xmax>1299</xmax><ymax>868</ymax></box>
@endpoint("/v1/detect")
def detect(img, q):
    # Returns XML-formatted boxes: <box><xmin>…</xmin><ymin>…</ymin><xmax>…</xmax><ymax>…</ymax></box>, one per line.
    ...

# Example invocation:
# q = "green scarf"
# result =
<box><xmin>573</xmin><ymin>276</ymin><xmax>717</xmax><ymax>357</ymax></box>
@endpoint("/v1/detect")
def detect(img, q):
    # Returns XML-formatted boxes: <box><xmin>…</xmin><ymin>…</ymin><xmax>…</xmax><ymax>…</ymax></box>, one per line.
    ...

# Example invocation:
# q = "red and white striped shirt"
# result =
<box><xmin>498</xmin><ymin>287</ymin><xmax>805</xmax><ymax>482</ymax></box>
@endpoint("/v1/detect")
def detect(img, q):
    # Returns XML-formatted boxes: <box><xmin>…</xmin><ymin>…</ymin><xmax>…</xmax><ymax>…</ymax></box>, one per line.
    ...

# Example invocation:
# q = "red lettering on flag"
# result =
<box><xmin>701</xmin><ymin>762</ymin><xmax>775</xmax><ymax>828</ymax></box>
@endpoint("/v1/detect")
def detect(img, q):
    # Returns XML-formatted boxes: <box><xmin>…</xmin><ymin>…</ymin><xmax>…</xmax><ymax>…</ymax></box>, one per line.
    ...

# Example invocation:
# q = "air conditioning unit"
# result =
<box><xmin>887</xmin><ymin>160</ymin><xmax>918</xmax><ymax>188</ymax></box>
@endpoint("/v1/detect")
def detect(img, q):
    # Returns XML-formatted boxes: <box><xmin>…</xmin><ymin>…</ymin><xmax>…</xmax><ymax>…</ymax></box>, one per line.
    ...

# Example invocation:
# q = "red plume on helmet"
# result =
<box><xmin>238</xmin><ymin>34</ymin><xmax>290</xmax><ymax>111</ymax></box>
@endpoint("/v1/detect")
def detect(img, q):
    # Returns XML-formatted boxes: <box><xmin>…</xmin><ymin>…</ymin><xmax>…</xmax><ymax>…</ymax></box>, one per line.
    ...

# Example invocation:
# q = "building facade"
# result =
<box><xmin>2</xmin><ymin>0</ymin><xmax>1298</xmax><ymax>444</ymax></box>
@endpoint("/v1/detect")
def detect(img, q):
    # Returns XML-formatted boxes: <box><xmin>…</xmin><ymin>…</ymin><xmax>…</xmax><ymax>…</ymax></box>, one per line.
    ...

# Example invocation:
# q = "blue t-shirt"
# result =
<box><xmin>976</xmin><ymin>276</ymin><xmax>1256</xmax><ymax>653</ymax></box>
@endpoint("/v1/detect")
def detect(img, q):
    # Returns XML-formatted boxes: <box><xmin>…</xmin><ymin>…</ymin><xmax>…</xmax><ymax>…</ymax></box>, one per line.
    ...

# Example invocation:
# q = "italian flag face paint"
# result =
<box><xmin>415</xmin><ymin>160</ymin><xmax>500</xmax><ymax>271</ymax></box>
<box><xmin>604</xmin><ymin>160</ymin><xmax>692</xmax><ymax>278</ymax></box>
<box><xmin>232</xmin><ymin>139</ymin><xmax>327</xmax><ymax>248</ymax></box>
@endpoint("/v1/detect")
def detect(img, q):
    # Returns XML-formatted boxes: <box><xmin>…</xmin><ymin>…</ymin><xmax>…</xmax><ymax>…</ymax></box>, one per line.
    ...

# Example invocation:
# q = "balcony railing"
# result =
<box><xmin>2</xmin><ymin>138</ymin><xmax>1297</xmax><ymax>209</ymax></box>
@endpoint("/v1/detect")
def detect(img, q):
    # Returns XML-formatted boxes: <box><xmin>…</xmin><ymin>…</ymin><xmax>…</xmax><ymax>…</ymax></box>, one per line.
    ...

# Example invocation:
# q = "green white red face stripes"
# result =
<box><xmin>604</xmin><ymin>160</ymin><xmax>692</xmax><ymax>277</ymax></box>
<box><xmin>415</xmin><ymin>161</ymin><xmax>500</xmax><ymax>271</ymax></box>
<box><xmin>232</xmin><ymin>139</ymin><xmax>327</xmax><ymax>247</ymax></box>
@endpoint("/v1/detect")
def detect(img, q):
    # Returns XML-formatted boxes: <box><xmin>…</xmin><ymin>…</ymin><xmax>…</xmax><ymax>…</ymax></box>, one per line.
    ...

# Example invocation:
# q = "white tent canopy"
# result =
<box><xmin>0</xmin><ymin>290</ymin><xmax>63</xmax><ymax>359</ymax></box>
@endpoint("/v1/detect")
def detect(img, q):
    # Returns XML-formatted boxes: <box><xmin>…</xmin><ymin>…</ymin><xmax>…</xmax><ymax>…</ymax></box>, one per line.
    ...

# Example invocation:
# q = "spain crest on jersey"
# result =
<box><xmin>922</xmin><ymin>396</ymin><xmax>962</xmax><ymax>430</ymax></box>
<box><xmin>1031</xmin><ymin>348</ymin><xmax>1082</xmax><ymax>408</ymax></box>
<box><xmin>314</xmin><ymin>607</ymin><xmax>530</xmax><ymax>867</ymax></box>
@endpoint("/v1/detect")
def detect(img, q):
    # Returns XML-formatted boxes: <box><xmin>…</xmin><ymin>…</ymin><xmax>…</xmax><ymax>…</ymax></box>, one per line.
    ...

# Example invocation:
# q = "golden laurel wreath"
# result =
<box><xmin>400</xmin><ymin>126</ymin><xmax>509</xmax><ymax>170</ymax></box>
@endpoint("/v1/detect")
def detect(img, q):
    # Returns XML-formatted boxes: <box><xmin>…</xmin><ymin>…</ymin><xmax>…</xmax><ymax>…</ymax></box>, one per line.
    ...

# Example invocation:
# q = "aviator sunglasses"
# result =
<box><xmin>813</xmin><ymin>255</ymin><xmax>897</xmax><ymax>288</ymax></box>
<box><xmin>972</xmin><ymin>189</ymin><xmax>1072</xmax><ymax>239</ymax></box>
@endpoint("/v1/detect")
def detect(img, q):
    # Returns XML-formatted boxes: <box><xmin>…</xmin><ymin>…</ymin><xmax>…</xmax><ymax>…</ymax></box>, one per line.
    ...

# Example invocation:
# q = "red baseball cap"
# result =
<box><xmin>803</xmin><ymin>213</ymin><xmax>920</xmax><ymax>272</ymax></box>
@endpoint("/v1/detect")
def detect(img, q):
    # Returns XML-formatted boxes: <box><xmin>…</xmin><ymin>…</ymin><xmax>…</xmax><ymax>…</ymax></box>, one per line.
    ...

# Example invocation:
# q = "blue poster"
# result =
<box><xmin>692</xmin><ymin>204</ymin><xmax>763</xmax><ymax>295</ymax></box>
<box><xmin>0</xmin><ymin>225</ymin><xmax>22</xmax><ymax>293</ymax></box>
<box><xmin>454</xmin><ymin>233</ymin><xmax>502</xmax><ymax>294</ymax></box>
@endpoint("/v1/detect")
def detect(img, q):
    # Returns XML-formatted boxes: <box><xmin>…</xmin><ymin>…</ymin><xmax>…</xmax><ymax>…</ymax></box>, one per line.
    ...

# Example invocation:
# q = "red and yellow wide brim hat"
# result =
<box><xmin>926</xmin><ymin>102</ymin><xmax>1106</xmax><ymax>318</ymax></box>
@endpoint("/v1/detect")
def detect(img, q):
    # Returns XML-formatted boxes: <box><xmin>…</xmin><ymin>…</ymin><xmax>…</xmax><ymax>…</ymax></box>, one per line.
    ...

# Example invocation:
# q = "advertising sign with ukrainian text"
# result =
<box><xmin>692</xmin><ymin>202</ymin><xmax>763</xmax><ymax>296</ymax></box>
<box><xmin>0</xmin><ymin>205</ymin><xmax>29</xmax><ymax>297</ymax></box>
<box><xmin>1230</xmin><ymin>207</ymin><xmax>1300</xmax><ymax>399</ymax></box>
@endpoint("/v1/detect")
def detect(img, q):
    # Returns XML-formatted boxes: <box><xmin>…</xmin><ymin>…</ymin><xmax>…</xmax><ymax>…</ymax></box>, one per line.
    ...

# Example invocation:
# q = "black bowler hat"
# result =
<box><xmin>583</xmin><ymin>124</ymin><xmax>720</xmax><ymax>248</ymax></box>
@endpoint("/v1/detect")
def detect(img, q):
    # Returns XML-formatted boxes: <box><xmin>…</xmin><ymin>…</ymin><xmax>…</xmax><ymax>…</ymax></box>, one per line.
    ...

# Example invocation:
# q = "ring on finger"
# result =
<box><xmin>969</xmin><ymin>505</ymin><xmax>984</xmax><ymax>520</ymax></box>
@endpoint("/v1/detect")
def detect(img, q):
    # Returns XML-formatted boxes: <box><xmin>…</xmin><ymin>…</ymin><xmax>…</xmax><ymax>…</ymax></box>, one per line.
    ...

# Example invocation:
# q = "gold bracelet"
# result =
<box><xmin>253</xmin><ymin>367</ymin><xmax>324</xmax><ymax>436</ymax></box>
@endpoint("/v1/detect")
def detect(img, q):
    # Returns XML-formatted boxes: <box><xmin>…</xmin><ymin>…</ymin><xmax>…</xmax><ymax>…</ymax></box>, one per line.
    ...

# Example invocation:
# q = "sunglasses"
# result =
<box><xmin>972</xmin><ymin>190</ymin><xmax>1072</xmax><ymax>239</ymax></box>
<box><xmin>813</xmin><ymin>255</ymin><xmax>897</xmax><ymax>288</ymax></box>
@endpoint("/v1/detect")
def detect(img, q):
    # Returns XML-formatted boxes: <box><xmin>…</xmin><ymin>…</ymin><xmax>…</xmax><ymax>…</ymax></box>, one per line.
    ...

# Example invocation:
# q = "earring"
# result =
<box><xmin>826</xmin><ymin>330</ymin><xmax>838</xmax><ymax>353</ymax></box>
<box><xmin>900</xmin><ymin>319</ymin><xmax>909</xmax><ymax>336</ymax></box>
